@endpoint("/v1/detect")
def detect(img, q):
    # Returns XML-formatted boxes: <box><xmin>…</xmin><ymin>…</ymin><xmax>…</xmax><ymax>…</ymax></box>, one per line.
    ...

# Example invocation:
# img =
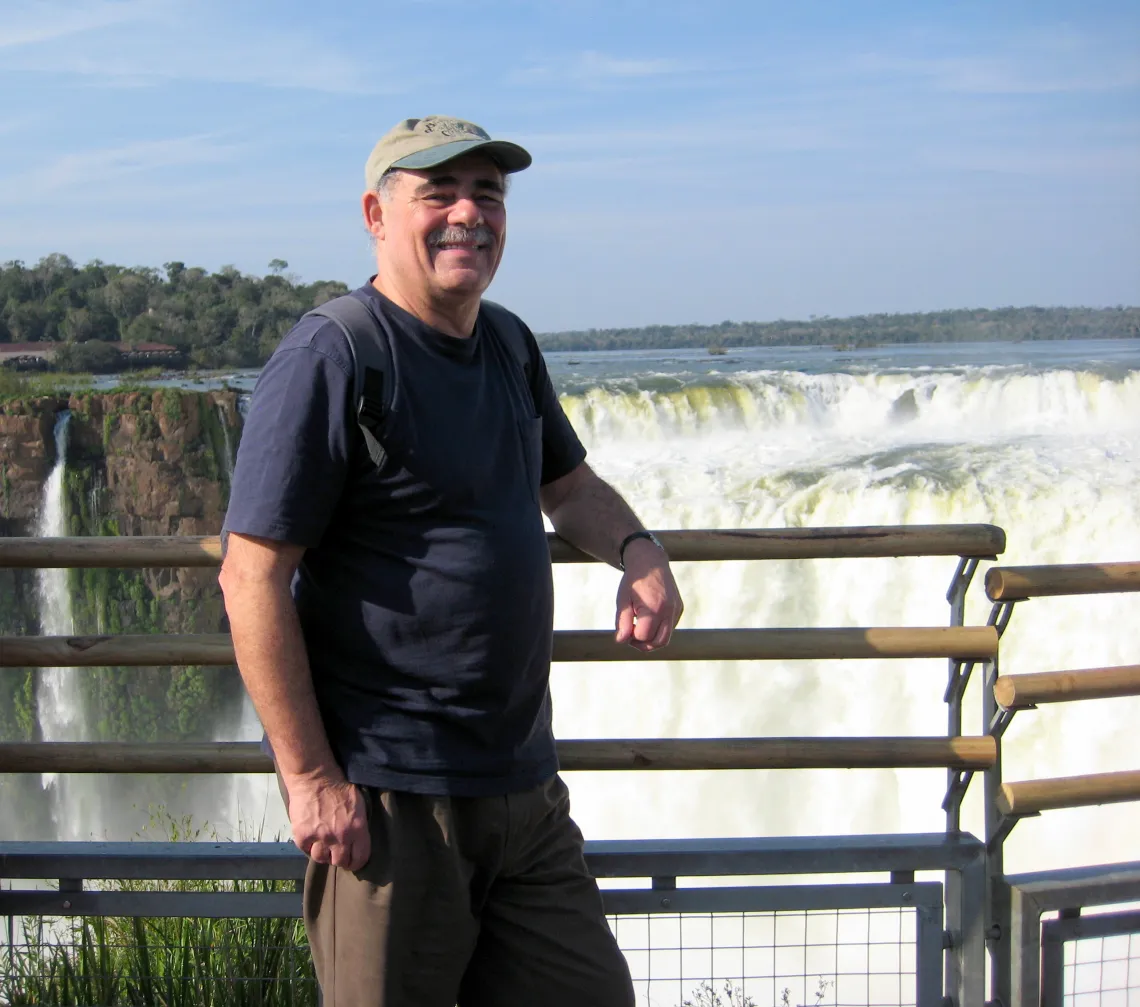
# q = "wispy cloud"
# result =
<box><xmin>1</xmin><ymin>134</ymin><xmax>242</xmax><ymax>202</ymax></box>
<box><xmin>853</xmin><ymin>28</ymin><xmax>1140</xmax><ymax>95</ymax></box>
<box><xmin>0</xmin><ymin>0</ymin><xmax>162</xmax><ymax>49</ymax></box>
<box><xmin>0</xmin><ymin>2</ymin><xmax>389</xmax><ymax>93</ymax></box>
<box><xmin>575</xmin><ymin>50</ymin><xmax>685</xmax><ymax>79</ymax></box>
<box><xmin>510</xmin><ymin>48</ymin><xmax>691</xmax><ymax>88</ymax></box>
<box><xmin>857</xmin><ymin>52</ymin><xmax>1140</xmax><ymax>95</ymax></box>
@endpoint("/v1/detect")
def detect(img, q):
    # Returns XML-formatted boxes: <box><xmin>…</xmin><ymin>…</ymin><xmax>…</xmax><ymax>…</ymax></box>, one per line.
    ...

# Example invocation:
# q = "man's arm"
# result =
<box><xmin>219</xmin><ymin>532</ymin><xmax>369</xmax><ymax>870</ymax></box>
<box><xmin>539</xmin><ymin>461</ymin><xmax>683</xmax><ymax>651</ymax></box>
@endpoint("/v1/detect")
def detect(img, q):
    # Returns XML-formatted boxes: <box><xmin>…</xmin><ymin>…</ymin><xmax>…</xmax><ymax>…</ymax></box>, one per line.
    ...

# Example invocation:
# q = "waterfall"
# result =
<box><xmin>32</xmin><ymin>412</ymin><xmax>105</xmax><ymax>840</ymax></box>
<box><xmin>548</xmin><ymin>357</ymin><xmax>1140</xmax><ymax>878</ymax></box>
<box><xmin>13</xmin><ymin>349</ymin><xmax>1138</xmax><ymax>870</ymax></box>
<box><xmin>214</xmin><ymin>400</ymin><xmax>235</xmax><ymax>479</ymax></box>
<box><xmin>34</xmin><ymin>413</ymin><xmax>80</xmax><ymax>744</ymax></box>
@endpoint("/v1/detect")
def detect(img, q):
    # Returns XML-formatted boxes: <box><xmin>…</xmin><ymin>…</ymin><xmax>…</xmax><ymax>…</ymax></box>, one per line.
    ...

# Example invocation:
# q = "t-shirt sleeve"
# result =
<box><xmin>223</xmin><ymin>320</ymin><xmax>356</xmax><ymax>548</ymax></box>
<box><xmin>521</xmin><ymin>324</ymin><xmax>587</xmax><ymax>485</ymax></box>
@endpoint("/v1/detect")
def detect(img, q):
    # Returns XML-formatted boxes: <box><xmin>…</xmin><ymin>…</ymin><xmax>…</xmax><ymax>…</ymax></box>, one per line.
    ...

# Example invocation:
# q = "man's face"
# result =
<box><xmin>367</xmin><ymin>153</ymin><xmax>507</xmax><ymax>303</ymax></box>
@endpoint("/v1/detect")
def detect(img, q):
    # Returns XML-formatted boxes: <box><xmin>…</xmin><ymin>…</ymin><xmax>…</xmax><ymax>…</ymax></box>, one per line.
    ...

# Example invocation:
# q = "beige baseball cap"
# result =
<box><xmin>365</xmin><ymin>116</ymin><xmax>532</xmax><ymax>190</ymax></box>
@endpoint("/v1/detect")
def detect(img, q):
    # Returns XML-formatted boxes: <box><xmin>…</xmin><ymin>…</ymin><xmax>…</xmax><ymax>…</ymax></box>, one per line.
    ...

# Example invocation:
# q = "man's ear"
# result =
<box><xmin>361</xmin><ymin>191</ymin><xmax>385</xmax><ymax>241</ymax></box>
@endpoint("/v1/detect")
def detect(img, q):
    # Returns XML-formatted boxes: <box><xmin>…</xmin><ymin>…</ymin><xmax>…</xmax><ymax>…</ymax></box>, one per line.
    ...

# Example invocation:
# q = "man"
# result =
<box><xmin>220</xmin><ymin>115</ymin><xmax>684</xmax><ymax>1007</ymax></box>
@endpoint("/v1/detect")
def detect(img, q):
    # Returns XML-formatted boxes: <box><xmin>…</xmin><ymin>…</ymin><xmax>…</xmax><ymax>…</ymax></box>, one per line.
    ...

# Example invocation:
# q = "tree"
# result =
<box><xmin>54</xmin><ymin>340</ymin><xmax>123</xmax><ymax>373</ymax></box>
<box><xmin>268</xmin><ymin>258</ymin><xmax>289</xmax><ymax>275</ymax></box>
<box><xmin>102</xmin><ymin>272</ymin><xmax>150</xmax><ymax>339</ymax></box>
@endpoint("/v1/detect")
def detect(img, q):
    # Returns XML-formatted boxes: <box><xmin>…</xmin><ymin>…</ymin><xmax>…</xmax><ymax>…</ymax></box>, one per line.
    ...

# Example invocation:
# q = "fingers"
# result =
<box><xmin>615</xmin><ymin>596</ymin><xmax>636</xmax><ymax>643</ymax></box>
<box><xmin>291</xmin><ymin>782</ymin><xmax>370</xmax><ymax>871</ymax></box>
<box><xmin>298</xmin><ymin>821</ymin><xmax>370</xmax><ymax>870</ymax></box>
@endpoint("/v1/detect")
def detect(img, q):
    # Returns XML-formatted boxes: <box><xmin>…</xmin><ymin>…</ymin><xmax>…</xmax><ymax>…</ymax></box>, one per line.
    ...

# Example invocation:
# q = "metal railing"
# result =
<box><xmin>0</xmin><ymin>525</ymin><xmax>1009</xmax><ymax>1005</ymax></box>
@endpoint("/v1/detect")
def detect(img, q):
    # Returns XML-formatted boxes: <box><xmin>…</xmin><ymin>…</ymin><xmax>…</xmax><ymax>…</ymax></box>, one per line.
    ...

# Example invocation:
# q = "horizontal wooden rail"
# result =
<box><xmin>986</xmin><ymin>561</ymin><xmax>1140</xmax><ymax>601</ymax></box>
<box><xmin>998</xmin><ymin>770</ymin><xmax>1140</xmax><ymax>816</ymax></box>
<box><xmin>0</xmin><ymin>524</ymin><xmax>1005</xmax><ymax>569</ymax></box>
<box><xmin>0</xmin><ymin>738</ymin><xmax>997</xmax><ymax>774</ymax></box>
<box><xmin>994</xmin><ymin>665</ymin><xmax>1140</xmax><ymax>709</ymax></box>
<box><xmin>0</xmin><ymin>627</ymin><xmax>999</xmax><ymax>668</ymax></box>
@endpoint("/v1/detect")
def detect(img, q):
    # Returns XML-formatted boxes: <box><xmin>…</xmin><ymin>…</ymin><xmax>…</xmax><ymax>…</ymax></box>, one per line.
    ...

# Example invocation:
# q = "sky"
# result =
<box><xmin>1</xmin><ymin>0</ymin><xmax>1138</xmax><ymax>331</ymax></box>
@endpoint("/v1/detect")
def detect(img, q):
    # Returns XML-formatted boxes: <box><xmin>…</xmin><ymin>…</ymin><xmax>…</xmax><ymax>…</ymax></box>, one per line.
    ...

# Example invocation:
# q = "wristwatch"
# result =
<box><xmin>618</xmin><ymin>530</ymin><xmax>664</xmax><ymax>571</ymax></box>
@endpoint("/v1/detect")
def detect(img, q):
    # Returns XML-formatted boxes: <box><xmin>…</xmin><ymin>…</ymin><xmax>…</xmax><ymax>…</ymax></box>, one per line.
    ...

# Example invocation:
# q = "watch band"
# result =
<box><xmin>618</xmin><ymin>530</ymin><xmax>663</xmax><ymax>571</ymax></box>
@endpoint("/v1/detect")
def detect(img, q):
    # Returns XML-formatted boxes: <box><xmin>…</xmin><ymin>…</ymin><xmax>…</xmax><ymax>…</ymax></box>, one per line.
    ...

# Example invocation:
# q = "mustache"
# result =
<box><xmin>428</xmin><ymin>225</ymin><xmax>496</xmax><ymax>248</ymax></box>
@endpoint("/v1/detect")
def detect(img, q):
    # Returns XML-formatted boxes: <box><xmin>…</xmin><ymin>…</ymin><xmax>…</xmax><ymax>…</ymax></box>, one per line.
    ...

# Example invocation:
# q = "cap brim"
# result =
<box><xmin>391</xmin><ymin>138</ymin><xmax>532</xmax><ymax>173</ymax></box>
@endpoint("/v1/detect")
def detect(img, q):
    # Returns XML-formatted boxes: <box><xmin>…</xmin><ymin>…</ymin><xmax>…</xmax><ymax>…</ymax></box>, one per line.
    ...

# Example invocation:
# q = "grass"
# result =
<box><xmin>3</xmin><ymin>907</ymin><xmax>316</xmax><ymax>1007</ymax></box>
<box><xmin>1</xmin><ymin>812</ymin><xmax>316</xmax><ymax>1007</ymax></box>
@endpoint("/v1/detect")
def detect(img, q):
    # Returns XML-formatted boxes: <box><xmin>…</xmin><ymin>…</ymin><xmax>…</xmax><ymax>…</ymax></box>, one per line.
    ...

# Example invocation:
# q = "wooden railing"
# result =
<box><xmin>985</xmin><ymin>560</ymin><xmax>1140</xmax><ymax>820</ymax></box>
<box><xmin>0</xmin><ymin>525</ymin><xmax>1004</xmax><ymax>778</ymax></box>
<box><xmin>0</xmin><ymin>523</ymin><xmax>1008</xmax><ymax>1007</ymax></box>
<box><xmin>977</xmin><ymin>558</ymin><xmax>1140</xmax><ymax>1007</ymax></box>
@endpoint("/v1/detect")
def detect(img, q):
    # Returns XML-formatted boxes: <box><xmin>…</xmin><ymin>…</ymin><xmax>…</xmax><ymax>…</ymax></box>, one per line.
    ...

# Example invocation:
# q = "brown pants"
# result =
<box><xmin>298</xmin><ymin>774</ymin><xmax>634</xmax><ymax>1007</ymax></box>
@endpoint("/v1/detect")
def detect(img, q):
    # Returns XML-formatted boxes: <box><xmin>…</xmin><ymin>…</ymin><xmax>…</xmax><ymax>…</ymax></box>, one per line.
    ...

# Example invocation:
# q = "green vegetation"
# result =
<box><xmin>536</xmin><ymin>306</ymin><xmax>1140</xmax><ymax>352</ymax></box>
<box><xmin>59</xmin><ymin>398</ymin><xmax>242</xmax><ymax>743</ymax></box>
<box><xmin>1</xmin><ymin>254</ymin><xmax>348</xmax><ymax>370</ymax></box>
<box><xmin>3</xmin><ymin>816</ymin><xmax>315</xmax><ymax>1007</ymax></box>
<box><xmin>3</xmin><ymin>256</ymin><xmax>1137</xmax><ymax>368</ymax></box>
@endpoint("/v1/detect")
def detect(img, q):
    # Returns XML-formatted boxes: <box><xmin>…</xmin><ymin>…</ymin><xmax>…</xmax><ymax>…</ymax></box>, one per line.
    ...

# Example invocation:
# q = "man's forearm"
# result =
<box><xmin>223</xmin><ymin>577</ymin><xmax>341</xmax><ymax>784</ymax></box>
<box><xmin>542</xmin><ymin>466</ymin><xmax>645</xmax><ymax>567</ymax></box>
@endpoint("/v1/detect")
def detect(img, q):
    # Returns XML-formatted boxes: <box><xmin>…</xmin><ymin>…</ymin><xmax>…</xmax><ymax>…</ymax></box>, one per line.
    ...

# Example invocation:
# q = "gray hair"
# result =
<box><xmin>373</xmin><ymin>166</ymin><xmax>512</xmax><ymax>202</ymax></box>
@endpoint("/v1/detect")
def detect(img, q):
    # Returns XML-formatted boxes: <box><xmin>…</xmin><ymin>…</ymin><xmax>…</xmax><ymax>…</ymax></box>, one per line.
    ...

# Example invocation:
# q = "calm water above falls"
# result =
<box><xmin>77</xmin><ymin>340</ymin><xmax>1140</xmax><ymax>874</ymax></box>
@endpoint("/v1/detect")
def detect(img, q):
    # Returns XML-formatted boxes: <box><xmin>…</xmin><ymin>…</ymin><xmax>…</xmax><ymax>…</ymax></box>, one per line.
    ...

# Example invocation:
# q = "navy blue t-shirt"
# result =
<box><xmin>223</xmin><ymin>284</ymin><xmax>587</xmax><ymax>796</ymax></box>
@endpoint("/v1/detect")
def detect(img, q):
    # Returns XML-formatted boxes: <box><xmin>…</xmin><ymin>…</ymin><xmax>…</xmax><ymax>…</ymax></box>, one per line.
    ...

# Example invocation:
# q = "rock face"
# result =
<box><xmin>0</xmin><ymin>400</ymin><xmax>57</xmax><ymax>528</ymax></box>
<box><xmin>2</xmin><ymin>388</ymin><xmax>241</xmax><ymax>534</ymax></box>
<box><xmin>0</xmin><ymin>389</ymin><xmax>245</xmax><ymax>744</ymax></box>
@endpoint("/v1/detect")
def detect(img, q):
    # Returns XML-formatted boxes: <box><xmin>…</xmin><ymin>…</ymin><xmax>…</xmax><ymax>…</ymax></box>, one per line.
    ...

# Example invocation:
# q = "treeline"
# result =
<box><xmin>534</xmin><ymin>305</ymin><xmax>1140</xmax><ymax>352</ymax></box>
<box><xmin>3</xmin><ymin>256</ymin><xmax>1138</xmax><ymax>370</ymax></box>
<box><xmin>0</xmin><ymin>254</ymin><xmax>347</xmax><ymax>370</ymax></box>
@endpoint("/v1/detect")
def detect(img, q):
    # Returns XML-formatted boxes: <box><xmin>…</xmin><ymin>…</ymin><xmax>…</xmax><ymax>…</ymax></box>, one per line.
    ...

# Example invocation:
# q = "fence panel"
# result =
<box><xmin>1</xmin><ymin>882</ymin><xmax>943</xmax><ymax>1007</ymax></box>
<box><xmin>1041</xmin><ymin>909</ymin><xmax>1140</xmax><ymax>1007</ymax></box>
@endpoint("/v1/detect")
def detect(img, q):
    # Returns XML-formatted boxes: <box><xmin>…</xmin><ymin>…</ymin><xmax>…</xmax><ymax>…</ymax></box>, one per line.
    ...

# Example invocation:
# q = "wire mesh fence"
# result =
<box><xmin>1059</xmin><ymin>931</ymin><xmax>1140</xmax><ymax>1005</ymax></box>
<box><xmin>614</xmin><ymin>907</ymin><xmax>918</xmax><ymax>1007</ymax></box>
<box><xmin>1041</xmin><ymin>909</ymin><xmax>1140</xmax><ymax>1007</ymax></box>
<box><xmin>1</xmin><ymin>902</ymin><xmax>927</xmax><ymax>1007</ymax></box>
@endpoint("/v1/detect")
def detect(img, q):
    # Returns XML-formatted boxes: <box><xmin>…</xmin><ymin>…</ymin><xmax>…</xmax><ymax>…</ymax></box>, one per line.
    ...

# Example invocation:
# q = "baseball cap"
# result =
<box><xmin>365</xmin><ymin>116</ymin><xmax>532</xmax><ymax>190</ymax></box>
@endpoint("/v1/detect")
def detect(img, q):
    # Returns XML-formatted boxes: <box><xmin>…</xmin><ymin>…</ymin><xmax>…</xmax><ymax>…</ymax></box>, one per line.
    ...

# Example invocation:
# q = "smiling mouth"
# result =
<box><xmin>429</xmin><ymin>225</ymin><xmax>496</xmax><ymax>252</ymax></box>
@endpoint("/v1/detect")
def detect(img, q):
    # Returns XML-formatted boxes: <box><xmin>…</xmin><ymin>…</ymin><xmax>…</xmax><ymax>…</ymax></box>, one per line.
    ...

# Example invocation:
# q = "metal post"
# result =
<box><xmin>984</xmin><ymin>653</ymin><xmax>1011</xmax><ymax>1007</ymax></box>
<box><xmin>945</xmin><ymin>855</ymin><xmax>987</xmax><ymax>1006</ymax></box>
<box><xmin>945</xmin><ymin>558</ymin><xmax>977</xmax><ymax>834</ymax></box>
<box><xmin>1009</xmin><ymin>886</ymin><xmax>1044</xmax><ymax>1007</ymax></box>
<box><xmin>916</xmin><ymin>897</ymin><xmax>945</xmax><ymax>1007</ymax></box>
<box><xmin>1039</xmin><ymin>923</ymin><xmax>1064</xmax><ymax>1006</ymax></box>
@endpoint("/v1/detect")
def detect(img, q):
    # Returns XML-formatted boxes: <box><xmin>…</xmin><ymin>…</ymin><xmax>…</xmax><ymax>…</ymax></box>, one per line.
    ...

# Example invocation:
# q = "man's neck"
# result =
<box><xmin>371</xmin><ymin>275</ymin><xmax>480</xmax><ymax>339</ymax></box>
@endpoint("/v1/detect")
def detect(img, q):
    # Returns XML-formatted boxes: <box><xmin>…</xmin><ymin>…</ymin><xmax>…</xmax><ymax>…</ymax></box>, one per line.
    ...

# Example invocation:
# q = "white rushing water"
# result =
<box><xmin>31</xmin><ymin>412</ymin><xmax>110</xmax><ymax>841</ymax></box>
<box><xmin>23</xmin><ymin>343</ymin><xmax>1140</xmax><ymax>880</ymax></box>
<box><xmin>545</xmin><ymin>353</ymin><xmax>1140</xmax><ymax>879</ymax></box>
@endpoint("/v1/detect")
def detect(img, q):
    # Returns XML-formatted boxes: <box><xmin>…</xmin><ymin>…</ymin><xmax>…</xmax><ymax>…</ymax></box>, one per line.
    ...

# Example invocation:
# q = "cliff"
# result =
<box><xmin>0</xmin><ymin>389</ymin><xmax>244</xmax><ymax>745</ymax></box>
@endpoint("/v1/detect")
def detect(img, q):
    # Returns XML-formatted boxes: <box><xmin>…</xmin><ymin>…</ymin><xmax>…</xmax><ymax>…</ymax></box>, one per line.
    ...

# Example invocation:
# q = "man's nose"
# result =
<box><xmin>448</xmin><ymin>196</ymin><xmax>483</xmax><ymax>227</ymax></box>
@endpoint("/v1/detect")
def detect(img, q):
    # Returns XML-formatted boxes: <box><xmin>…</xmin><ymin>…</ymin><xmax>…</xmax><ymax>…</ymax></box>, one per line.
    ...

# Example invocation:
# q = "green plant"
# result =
<box><xmin>682</xmin><ymin>980</ymin><xmax>756</xmax><ymax>1007</ymax></box>
<box><xmin>0</xmin><ymin>812</ymin><xmax>318</xmax><ymax>1007</ymax></box>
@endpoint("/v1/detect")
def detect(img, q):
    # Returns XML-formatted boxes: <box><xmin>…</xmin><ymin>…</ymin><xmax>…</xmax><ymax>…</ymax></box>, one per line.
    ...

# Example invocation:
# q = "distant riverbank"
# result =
<box><xmin>2</xmin><ymin>255</ymin><xmax>1137</xmax><ymax>370</ymax></box>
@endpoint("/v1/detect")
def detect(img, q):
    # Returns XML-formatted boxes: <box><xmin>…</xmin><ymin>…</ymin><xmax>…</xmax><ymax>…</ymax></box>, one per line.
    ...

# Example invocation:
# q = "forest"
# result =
<box><xmin>2</xmin><ymin>254</ymin><xmax>1137</xmax><ymax>371</ymax></box>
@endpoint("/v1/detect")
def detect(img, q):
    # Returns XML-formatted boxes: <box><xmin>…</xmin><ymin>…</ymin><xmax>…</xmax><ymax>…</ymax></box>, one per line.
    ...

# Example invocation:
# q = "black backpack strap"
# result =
<box><xmin>306</xmin><ymin>294</ymin><xmax>393</xmax><ymax>467</ymax></box>
<box><xmin>480</xmin><ymin>299</ymin><xmax>537</xmax><ymax>411</ymax></box>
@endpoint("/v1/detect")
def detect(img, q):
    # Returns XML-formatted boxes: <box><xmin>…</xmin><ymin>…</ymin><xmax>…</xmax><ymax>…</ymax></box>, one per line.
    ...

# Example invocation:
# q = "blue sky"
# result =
<box><xmin>1</xmin><ymin>0</ymin><xmax>1137</xmax><ymax>331</ymax></box>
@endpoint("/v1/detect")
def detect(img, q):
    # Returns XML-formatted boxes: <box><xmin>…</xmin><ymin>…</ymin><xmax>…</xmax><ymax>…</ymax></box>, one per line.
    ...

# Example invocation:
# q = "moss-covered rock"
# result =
<box><xmin>1</xmin><ymin>390</ymin><xmax>245</xmax><ymax>745</ymax></box>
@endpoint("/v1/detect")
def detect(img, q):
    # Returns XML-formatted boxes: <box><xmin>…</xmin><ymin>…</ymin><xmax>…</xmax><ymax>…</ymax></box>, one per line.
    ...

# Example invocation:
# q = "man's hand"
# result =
<box><xmin>283</xmin><ymin>772</ymin><xmax>371</xmax><ymax>871</ymax></box>
<box><xmin>615</xmin><ymin>538</ymin><xmax>684</xmax><ymax>651</ymax></box>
